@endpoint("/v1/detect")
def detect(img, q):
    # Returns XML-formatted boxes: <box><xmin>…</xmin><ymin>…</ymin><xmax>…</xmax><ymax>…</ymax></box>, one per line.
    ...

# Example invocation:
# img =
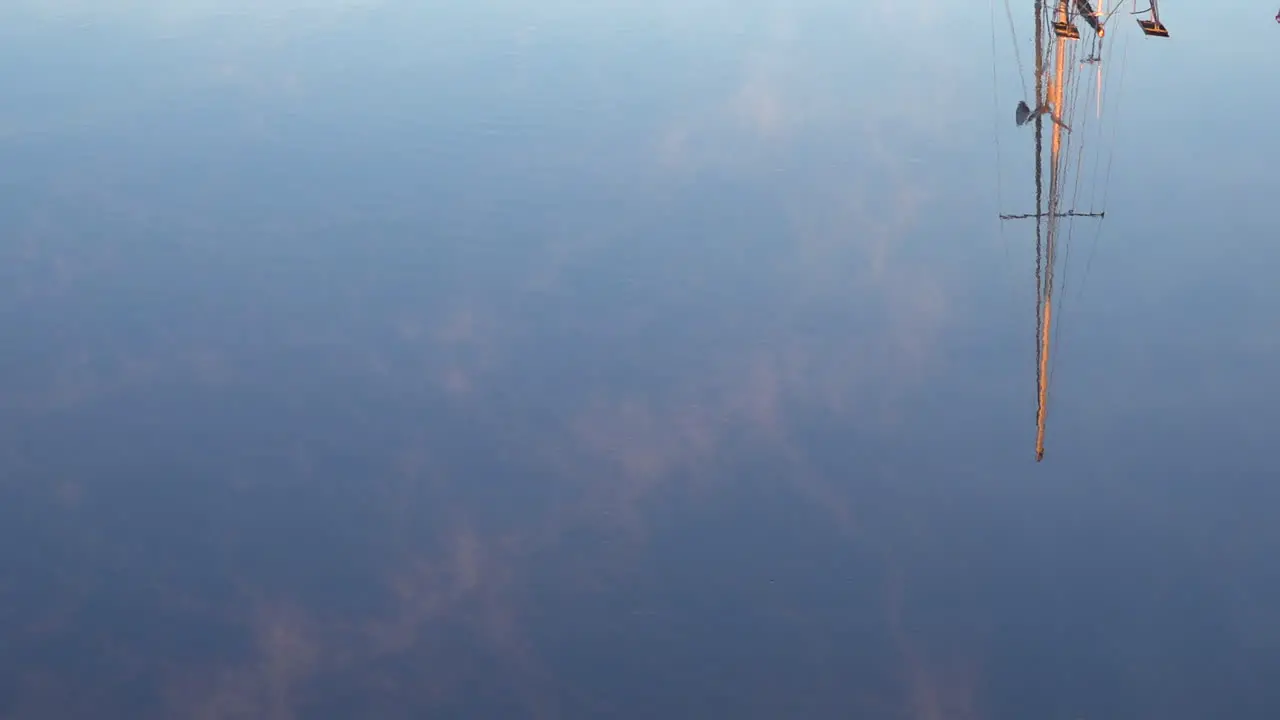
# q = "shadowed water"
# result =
<box><xmin>2</xmin><ymin>2</ymin><xmax>1279</xmax><ymax>718</ymax></box>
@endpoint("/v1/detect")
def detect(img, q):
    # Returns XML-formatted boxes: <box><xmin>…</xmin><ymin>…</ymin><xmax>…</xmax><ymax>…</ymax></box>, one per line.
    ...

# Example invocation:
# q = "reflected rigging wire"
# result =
<box><xmin>1045</xmin><ymin>0</ymin><xmax>1127</xmax><ymax>412</ymax></box>
<box><xmin>1004</xmin><ymin>0</ymin><xmax>1030</xmax><ymax>101</ymax></box>
<box><xmin>1053</xmin><ymin>5</ymin><xmax>1099</xmax><ymax>391</ymax></box>
<box><xmin>991</xmin><ymin>0</ymin><xmax>1024</xmax><ymax>327</ymax></box>
<box><xmin>1033</xmin><ymin>0</ymin><xmax>1045</xmax><ymax>426</ymax></box>
<box><xmin>991</xmin><ymin>0</ymin><xmax>1008</xmax><ymax>265</ymax></box>
<box><xmin>1050</xmin><ymin>30</ymin><xmax>1085</xmax><ymax>396</ymax></box>
<box><xmin>1076</xmin><ymin>18</ymin><xmax>1130</xmax><ymax>309</ymax></box>
<box><xmin>1048</xmin><ymin>4</ymin><xmax>1088</xmax><ymax>405</ymax></box>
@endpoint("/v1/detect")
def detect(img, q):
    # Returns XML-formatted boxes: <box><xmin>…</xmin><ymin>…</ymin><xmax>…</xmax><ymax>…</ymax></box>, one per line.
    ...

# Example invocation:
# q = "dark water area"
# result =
<box><xmin>2</xmin><ymin>2</ymin><xmax>1279</xmax><ymax>718</ymax></box>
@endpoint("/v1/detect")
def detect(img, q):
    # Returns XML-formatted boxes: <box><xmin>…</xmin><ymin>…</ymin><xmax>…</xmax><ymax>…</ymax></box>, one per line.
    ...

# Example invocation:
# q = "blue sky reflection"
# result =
<box><xmin>1</xmin><ymin>2</ymin><xmax>1279</xmax><ymax>718</ymax></box>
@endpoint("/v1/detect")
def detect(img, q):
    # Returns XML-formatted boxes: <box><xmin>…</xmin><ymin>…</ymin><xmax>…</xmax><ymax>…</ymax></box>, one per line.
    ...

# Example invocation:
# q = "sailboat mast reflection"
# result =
<box><xmin>998</xmin><ymin>0</ymin><xmax>1168</xmax><ymax>462</ymax></box>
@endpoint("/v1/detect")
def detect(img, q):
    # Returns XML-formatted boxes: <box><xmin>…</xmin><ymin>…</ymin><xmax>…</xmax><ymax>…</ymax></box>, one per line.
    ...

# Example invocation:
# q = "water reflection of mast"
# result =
<box><xmin>1000</xmin><ymin>0</ymin><xmax>1168</xmax><ymax>462</ymax></box>
<box><xmin>1036</xmin><ymin>1</ymin><xmax>1074</xmax><ymax>462</ymax></box>
<box><xmin>1004</xmin><ymin>0</ymin><xmax>1107</xmax><ymax>463</ymax></box>
<box><xmin>1023</xmin><ymin>2</ymin><xmax>1084</xmax><ymax>462</ymax></box>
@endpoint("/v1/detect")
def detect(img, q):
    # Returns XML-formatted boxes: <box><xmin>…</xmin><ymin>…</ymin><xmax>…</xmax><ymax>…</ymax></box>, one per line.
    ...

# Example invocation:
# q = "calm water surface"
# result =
<box><xmin>2</xmin><ymin>2</ymin><xmax>1279</xmax><ymax>718</ymax></box>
